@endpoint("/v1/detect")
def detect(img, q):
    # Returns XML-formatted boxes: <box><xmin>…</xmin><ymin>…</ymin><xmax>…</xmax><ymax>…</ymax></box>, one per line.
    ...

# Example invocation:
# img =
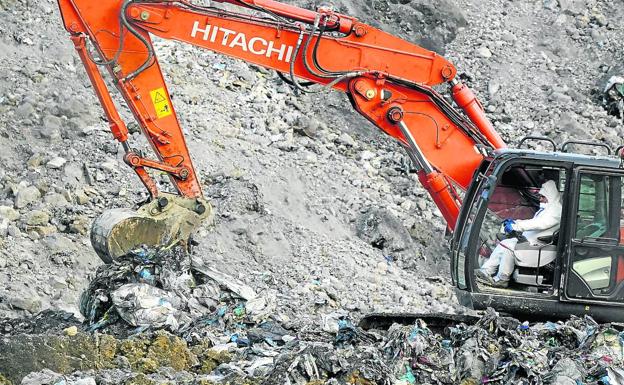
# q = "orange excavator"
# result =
<box><xmin>57</xmin><ymin>0</ymin><xmax>624</xmax><ymax>322</ymax></box>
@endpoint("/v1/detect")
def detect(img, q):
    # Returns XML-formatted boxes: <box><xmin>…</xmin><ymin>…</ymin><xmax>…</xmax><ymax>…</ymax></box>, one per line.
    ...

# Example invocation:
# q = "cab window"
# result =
<box><xmin>575</xmin><ymin>174</ymin><xmax>610</xmax><ymax>239</ymax></box>
<box><xmin>567</xmin><ymin>173</ymin><xmax>624</xmax><ymax>300</ymax></box>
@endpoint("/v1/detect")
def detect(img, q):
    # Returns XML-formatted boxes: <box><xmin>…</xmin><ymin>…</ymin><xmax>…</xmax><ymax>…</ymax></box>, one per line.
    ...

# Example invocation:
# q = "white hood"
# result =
<box><xmin>512</xmin><ymin>180</ymin><xmax>562</xmax><ymax>245</ymax></box>
<box><xmin>538</xmin><ymin>180</ymin><xmax>561</xmax><ymax>205</ymax></box>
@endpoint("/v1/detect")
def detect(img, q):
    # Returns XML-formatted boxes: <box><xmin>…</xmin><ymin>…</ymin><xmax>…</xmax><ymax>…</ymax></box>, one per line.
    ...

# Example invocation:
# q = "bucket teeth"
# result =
<box><xmin>90</xmin><ymin>194</ymin><xmax>213</xmax><ymax>263</ymax></box>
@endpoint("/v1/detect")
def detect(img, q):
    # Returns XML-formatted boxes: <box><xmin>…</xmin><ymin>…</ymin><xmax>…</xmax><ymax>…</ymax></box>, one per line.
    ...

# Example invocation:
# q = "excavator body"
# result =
<box><xmin>54</xmin><ymin>0</ymin><xmax>624</xmax><ymax>321</ymax></box>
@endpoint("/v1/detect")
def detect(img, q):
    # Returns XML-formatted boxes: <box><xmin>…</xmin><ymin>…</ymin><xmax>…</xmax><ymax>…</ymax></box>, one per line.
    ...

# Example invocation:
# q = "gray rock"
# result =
<box><xmin>74</xmin><ymin>190</ymin><xmax>90</xmax><ymax>205</ymax></box>
<box><xmin>27</xmin><ymin>153</ymin><xmax>45</xmax><ymax>168</ymax></box>
<box><xmin>593</xmin><ymin>13</ymin><xmax>608</xmax><ymax>27</ymax></box>
<box><xmin>362</xmin><ymin>0</ymin><xmax>467</xmax><ymax>54</ymax></box>
<box><xmin>8</xmin><ymin>224</ymin><xmax>21</xmax><ymax>237</ymax></box>
<box><xmin>69</xmin><ymin>216</ymin><xmax>89</xmax><ymax>235</ymax></box>
<box><xmin>48</xmin><ymin>276</ymin><xmax>67</xmax><ymax>291</ymax></box>
<box><xmin>72</xmin><ymin>378</ymin><xmax>97</xmax><ymax>385</ymax></box>
<box><xmin>0</xmin><ymin>218</ymin><xmax>8</xmax><ymax>237</ymax></box>
<box><xmin>41</xmin><ymin>234</ymin><xmax>77</xmax><ymax>255</ymax></box>
<box><xmin>549</xmin><ymin>92</ymin><xmax>573</xmax><ymax>103</ymax></box>
<box><xmin>15</xmin><ymin>185</ymin><xmax>41</xmax><ymax>208</ymax></box>
<box><xmin>355</xmin><ymin>207</ymin><xmax>416</xmax><ymax>261</ymax></box>
<box><xmin>501</xmin><ymin>32</ymin><xmax>516</xmax><ymax>42</ymax></box>
<box><xmin>488</xmin><ymin>81</ymin><xmax>501</xmax><ymax>96</ymax></box>
<box><xmin>95</xmin><ymin>170</ymin><xmax>107</xmax><ymax>182</ymax></box>
<box><xmin>99</xmin><ymin>160</ymin><xmax>118</xmax><ymax>173</ymax></box>
<box><xmin>558</xmin><ymin>0</ymin><xmax>587</xmax><ymax>15</ymax></box>
<box><xmin>296</xmin><ymin>116</ymin><xmax>320</xmax><ymax>137</ymax></box>
<box><xmin>15</xmin><ymin>102</ymin><xmax>35</xmax><ymax>119</ymax></box>
<box><xmin>337</xmin><ymin>132</ymin><xmax>357</xmax><ymax>147</ymax></box>
<box><xmin>19</xmin><ymin>369</ymin><xmax>62</xmax><ymax>385</ymax></box>
<box><xmin>23</xmin><ymin>210</ymin><xmax>50</xmax><ymax>226</ymax></box>
<box><xmin>63</xmin><ymin>163</ymin><xmax>85</xmax><ymax>184</ymax></box>
<box><xmin>6</xmin><ymin>289</ymin><xmax>42</xmax><ymax>313</ymax></box>
<box><xmin>57</xmin><ymin>98</ymin><xmax>86</xmax><ymax>119</ymax></box>
<box><xmin>43</xmin><ymin>193</ymin><xmax>69</xmax><ymax>207</ymax></box>
<box><xmin>360</xmin><ymin>150</ymin><xmax>375</xmax><ymax>161</ymax></box>
<box><xmin>476</xmin><ymin>46</ymin><xmax>492</xmax><ymax>58</ymax></box>
<box><xmin>46</xmin><ymin>157</ymin><xmax>67</xmax><ymax>170</ymax></box>
<box><xmin>543</xmin><ymin>0</ymin><xmax>558</xmax><ymax>10</ymax></box>
<box><xmin>0</xmin><ymin>205</ymin><xmax>20</xmax><ymax>221</ymax></box>
<box><xmin>40</xmin><ymin>115</ymin><xmax>62</xmax><ymax>140</ymax></box>
<box><xmin>559</xmin><ymin>113</ymin><xmax>585</xmax><ymax>136</ymax></box>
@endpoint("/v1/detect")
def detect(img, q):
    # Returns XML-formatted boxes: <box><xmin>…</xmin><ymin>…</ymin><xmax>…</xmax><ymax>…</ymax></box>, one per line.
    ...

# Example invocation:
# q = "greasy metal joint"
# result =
<box><xmin>157</xmin><ymin>196</ymin><xmax>169</xmax><ymax>209</ymax></box>
<box><xmin>129</xmin><ymin>7</ymin><xmax>141</xmax><ymax>19</ymax></box>
<box><xmin>195</xmin><ymin>202</ymin><xmax>207</xmax><ymax>215</ymax></box>
<box><xmin>354</xmin><ymin>24</ymin><xmax>367</xmax><ymax>37</ymax></box>
<box><xmin>178</xmin><ymin>167</ymin><xmax>190</xmax><ymax>180</ymax></box>
<box><xmin>441</xmin><ymin>65</ymin><xmax>454</xmax><ymax>81</ymax></box>
<box><xmin>387</xmin><ymin>106</ymin><xmax>404</xmax><ymax>124</ymax></box>
<box><xmin>381</xmin><ymin>89</ymin><xmax>393</xmax><ymax>102</ymax></box>
<box><xmin>125</xmin><ymin>152</ymin><xmax>141</xmax><ymax>167</ymax></box>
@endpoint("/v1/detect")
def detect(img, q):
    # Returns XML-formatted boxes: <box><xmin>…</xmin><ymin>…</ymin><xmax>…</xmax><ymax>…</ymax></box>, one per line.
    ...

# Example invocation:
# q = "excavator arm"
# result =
<box><xmin>56</xmin><ymin>0</ymin><xmax>506</xmax><ymax>261</ymax></box>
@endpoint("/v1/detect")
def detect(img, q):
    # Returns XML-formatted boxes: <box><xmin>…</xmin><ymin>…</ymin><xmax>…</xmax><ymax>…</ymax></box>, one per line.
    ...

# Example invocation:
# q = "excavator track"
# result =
<box><xmin>359</xmin><ymin>312</ymin><xmax>479</xmax><ymax>332</ymax></box>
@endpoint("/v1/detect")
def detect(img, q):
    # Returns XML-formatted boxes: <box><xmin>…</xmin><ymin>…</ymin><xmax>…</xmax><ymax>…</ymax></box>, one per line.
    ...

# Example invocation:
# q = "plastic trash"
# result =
<box><xmin>193</xmin><ymin>264</ymin><xmax>257</xmax><ymax>300</ymax></box>
<box><xmin>111</xmin><ymin>283</ymin><xmax>189</xmax><ymax>330</ymax></box>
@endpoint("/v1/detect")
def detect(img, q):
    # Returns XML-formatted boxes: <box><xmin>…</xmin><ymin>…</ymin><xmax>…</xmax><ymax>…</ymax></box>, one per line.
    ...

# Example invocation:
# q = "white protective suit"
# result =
<box><xmin>480</xmin><ymin>180</ymin><xmax>562</xmax><ymax>281</ymax></box>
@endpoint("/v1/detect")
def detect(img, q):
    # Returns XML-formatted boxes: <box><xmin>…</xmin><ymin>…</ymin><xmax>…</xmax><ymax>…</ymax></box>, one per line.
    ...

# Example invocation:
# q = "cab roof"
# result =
<box><xmin>492</xmin><ymin>148</ymin><xmax>624</xmax><ymax>168</ymax></box>
<box><xmin>492</xmin><ymin>148</ymin><xmax>623</xmax><ymax>169</ymax></box>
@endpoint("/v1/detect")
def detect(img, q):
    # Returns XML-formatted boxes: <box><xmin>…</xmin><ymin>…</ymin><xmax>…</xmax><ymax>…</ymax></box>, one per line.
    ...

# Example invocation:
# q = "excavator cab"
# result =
<box><xmin>451</xmin><ymin>143</ymin><xmax>624</xmax><ymax>322</ymax></box>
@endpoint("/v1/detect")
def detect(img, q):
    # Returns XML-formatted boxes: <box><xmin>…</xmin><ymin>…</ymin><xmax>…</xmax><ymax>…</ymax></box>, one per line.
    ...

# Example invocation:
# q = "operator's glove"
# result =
<box><xmin>504</xmin><ymin>220</ymin><xmax>516</xmax><ymax>234</ymax></box>
<box><xmin>500</xmin><ymin>218</ymin><xmax>513</xmax><ymax>233</ymax></box>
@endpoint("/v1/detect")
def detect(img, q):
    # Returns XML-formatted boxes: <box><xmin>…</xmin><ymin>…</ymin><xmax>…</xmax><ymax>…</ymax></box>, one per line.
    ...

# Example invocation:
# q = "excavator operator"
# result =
<box><xmin>476</xmin><ymin>180</ymin><xmax>562</xmax><ymax>288</ymax></box>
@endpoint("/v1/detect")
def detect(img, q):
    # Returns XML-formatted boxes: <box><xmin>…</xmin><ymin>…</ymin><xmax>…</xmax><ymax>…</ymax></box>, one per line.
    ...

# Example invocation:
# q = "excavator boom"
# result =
<box><xmin>56</xmin><ymin>0</ymin><xmax>505</xmax><ymax>260</ymax></box>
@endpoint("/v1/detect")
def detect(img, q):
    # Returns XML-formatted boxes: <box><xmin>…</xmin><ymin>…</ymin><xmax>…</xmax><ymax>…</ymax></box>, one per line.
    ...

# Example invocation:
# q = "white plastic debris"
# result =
<box><xmin>193</xmin><ymin>265</ymin><xmax>257</xmax><ymax>301</ymax></box>
<box><xmin>111</xmin><ymin>283</ymin><xmax>189</xmax><ymax>330</ymax></box>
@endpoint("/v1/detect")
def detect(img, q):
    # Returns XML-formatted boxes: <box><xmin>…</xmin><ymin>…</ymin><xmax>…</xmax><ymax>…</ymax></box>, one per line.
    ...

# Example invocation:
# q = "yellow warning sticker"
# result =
<box><xmin>149</xmin><ymin>87</ymin><xmax>172</xmax><ymax>119</ymax></box>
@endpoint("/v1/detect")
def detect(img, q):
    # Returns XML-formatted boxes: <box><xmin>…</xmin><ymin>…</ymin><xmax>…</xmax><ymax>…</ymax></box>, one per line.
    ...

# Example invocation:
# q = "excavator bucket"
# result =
<box><xmin>90</xmin><ymin>194</ymin><xmax>213</xmax><ymax>263</ymax></box>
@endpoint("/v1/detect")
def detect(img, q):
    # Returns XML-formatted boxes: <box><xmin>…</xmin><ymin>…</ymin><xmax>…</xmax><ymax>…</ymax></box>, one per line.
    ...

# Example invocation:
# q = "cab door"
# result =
<box><xmin>563</xmin><ymin>169</ymin><xmax>624</xmax><ymax>303</ymax></box>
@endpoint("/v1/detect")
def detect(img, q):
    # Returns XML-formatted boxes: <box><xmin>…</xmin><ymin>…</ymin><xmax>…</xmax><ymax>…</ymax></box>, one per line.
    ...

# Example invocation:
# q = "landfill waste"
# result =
<box><xmin>5</xmin><ymin>300</ymin><xmax>624</xmax><ymax>384</ymax></box>
<box><xmin>79</xmin><ymin>244</ymin><xmax>272</xmax><ymax>333</ymax></box>
<box><xmin>604</xmin><ymin>75</ymin><xmax>624</xmax><ymax>122</ymax></box>
<box><xmin>111</xmin><ymin>283</ymin><xmax>190</xmax><ymax>330</ymax></box>
<box><xmin>6</xmin><ymin>248</ymin><xmax>621</xmax><ymax>383</ymax></box>
<box><xmin>50</xmin><ymin>247</ymin><xmax>624</xmax><ymax>384</ymax></box>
